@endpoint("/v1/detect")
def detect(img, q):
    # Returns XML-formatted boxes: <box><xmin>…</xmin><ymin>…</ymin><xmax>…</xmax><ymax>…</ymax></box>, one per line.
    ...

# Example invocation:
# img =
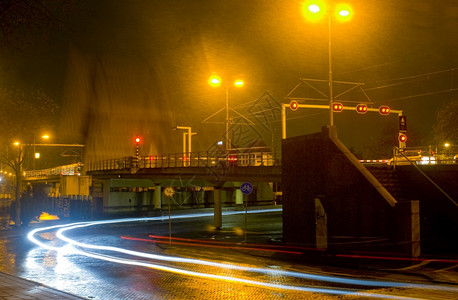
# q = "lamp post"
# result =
<box><xmin>208</xmin><ymin>75</ymin><xmax>244</xmax><ymax>151</ymax></box>
<box><xmin>33</xmin><ymin>134</ymin><xmax>50</xmax><ymax>170</ymax></box>
<box><xmin>305</xmin><ymin>2</ymin><xmax>353</xmax><ymax>126</ymax></box>
<box><xmin>172</xmin><ymin>126</ymin><xmax>196</xmax><ymax>166</ymax></box>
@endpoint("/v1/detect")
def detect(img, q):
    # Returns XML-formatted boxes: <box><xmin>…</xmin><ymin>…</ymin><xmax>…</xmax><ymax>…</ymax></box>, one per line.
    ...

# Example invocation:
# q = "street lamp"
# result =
<box><xmin>303</xmin><ymin>1</ymin><xmax>353</xmax><ymax>126</ymax></box>
<box><xmin>208</xmin><ymin>74</ymin><xmax>244</xmax><ymax>151</ymax></box>
<box><xmin>33</xmin><ymin>134</ymin><xmax>50</xmax><ymax>169</ymax></box>
<box><xmin>172</xmin><ymin>126</ymin><xmax>196</xmax><ymax>166</ymax></box>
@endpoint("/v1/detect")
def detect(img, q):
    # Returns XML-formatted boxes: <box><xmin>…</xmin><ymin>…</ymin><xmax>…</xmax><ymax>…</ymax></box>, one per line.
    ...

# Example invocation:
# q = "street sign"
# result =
<box><xmin>399</xmin><ymin>116</ymin><xmax>407</xmax><ymax>132</ymax></box>
<box><xmin>240</xmin><ymin>182</ymin><xmax>253</xmax><ymax>195</ymax></box>
<box><xmin>163</xmin><ymin>186</ymin><xmax>175</xmax><ymax>198</ymax></box>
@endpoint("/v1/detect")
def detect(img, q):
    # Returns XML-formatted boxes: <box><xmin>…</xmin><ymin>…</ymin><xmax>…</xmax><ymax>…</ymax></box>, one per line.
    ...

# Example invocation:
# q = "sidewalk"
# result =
<box><xmin>0</xmin><ymin>271</ymin><xmax>85</xmax><ymax>299</ymax></box>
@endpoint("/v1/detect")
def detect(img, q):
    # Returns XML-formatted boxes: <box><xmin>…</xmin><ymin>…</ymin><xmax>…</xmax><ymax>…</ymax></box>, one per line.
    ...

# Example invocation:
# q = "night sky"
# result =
<box><xmin>1</xmin><ymin>0</ymin><xmax>457</xmax><ymax>161</ymax></box>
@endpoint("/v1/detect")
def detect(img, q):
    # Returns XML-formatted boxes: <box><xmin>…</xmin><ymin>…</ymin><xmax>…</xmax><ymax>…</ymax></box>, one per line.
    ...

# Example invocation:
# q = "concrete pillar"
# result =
<box><xmin>314</xmin><ymin>197</ymin><xmax>328</xmax><ymax>250</ymax></box>
<box><xmin>142</xmin><ymin>191</ymin><xmax>148</xmax><ymax>211</ymax></box>
<box><xmin>396</xmin><ymin>200</ymin><xmax>421</xmax><ymax>258</ymax></box>
<box><xmin>411</xmin><ymin>200</ymin><xmax>421</xmax><ymax>258</ymax></box>
<box><xmin>213</xmin><ymin>189</ymin><xmax>222</xmax><ymax>229</ymax></box>
<box><xmin>154</xmin><ymin>185</ymin><xmax>162</xmax><ymax>209</ymax></box>
<box><xmin>235</xmin><ymin>189</ymin><xmax>243</xmax><ymax>205</ymax></box>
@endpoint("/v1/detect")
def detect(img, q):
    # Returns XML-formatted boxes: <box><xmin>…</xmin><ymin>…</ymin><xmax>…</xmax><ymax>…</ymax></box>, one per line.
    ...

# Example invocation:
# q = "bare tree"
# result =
<box><xmin>0</xmin><ymin>88</ymin><xmax>58</xmax><ymax>226</ymax></box>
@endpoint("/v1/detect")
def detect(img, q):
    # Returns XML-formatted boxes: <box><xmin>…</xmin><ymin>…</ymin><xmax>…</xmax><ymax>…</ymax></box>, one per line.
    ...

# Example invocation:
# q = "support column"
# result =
<box><xmin>235</xmin><ymin>189</ymin><xmax>243</xmax><ymax>205</ymax></box>
<box><xmin>154</xmin><ymin>185</ymin><xmax>162</xmax><ymax>209</ymax></box>
<box><xmin>314</xmin><ymin>197</ymin><xmax>328</xmax><ymax>250</ymax></box>
<box><xmin>213</xmin><ymin>188</ymin><xmax>222</xmax><ymax>229</ymax></box>
<box><xmin>411</xmin><ymin>200</ymin><xmax>421</xmax><ymax>258</ymax></box>
<box><xmin>395</xmin><ymin>200</ymin><xmax>420</xmax><ymax>258</ymax></box>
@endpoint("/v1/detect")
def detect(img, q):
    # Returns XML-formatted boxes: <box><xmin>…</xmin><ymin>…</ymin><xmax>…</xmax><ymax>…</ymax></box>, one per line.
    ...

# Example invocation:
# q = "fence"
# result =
<box><xmin>87</xmin><ymin>148</ymin><xmax>277</xmax><ymax>172</ymax></box>
<box><xmin>390</xmin><ymin>146</ymin><xmax>458</xmax><ymax>166</ymax></box>
<box><xmin>24</xmin><ymin>163</ymin><xmax>83</xmax><ymax>178</ymax></box>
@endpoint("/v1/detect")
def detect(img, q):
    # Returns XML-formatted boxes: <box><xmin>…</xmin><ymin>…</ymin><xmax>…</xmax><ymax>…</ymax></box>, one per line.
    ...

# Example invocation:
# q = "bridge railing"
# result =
<box><xmin>24</xmin><ymin>163</ymin><xmax>83</xmax><ymax>178</ymax></box>
<box><xmin>390</xmin><ymin>146</ymin><xmax>458</xmax><ymax>166</ymax></box>
<box><xmin>86</xmin><ymin>148</ymin><xmax>278</xmax><ymax>172</ymax></box>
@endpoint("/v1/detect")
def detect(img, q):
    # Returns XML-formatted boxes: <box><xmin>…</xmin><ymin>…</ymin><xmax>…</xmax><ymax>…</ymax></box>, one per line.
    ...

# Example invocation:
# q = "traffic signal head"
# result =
<box><xmin>332</xmin><ymin>102</ymin><xmax>343</xmax><ymax>112</ymax></box>
<box><xmin>399</xmin><ymin>134</ymin><xmax>407</xmax><ymax>143</ymax></box>
<box><xmin>290</xmin><ymin>100</ymin><xmax>299</xmax><ymax>111</ymax></box>
<box><xmin>356</xmin><ymin>104</ymin><xmax>368</xmax><ymax>114</ymax></box>
<box><xmin>379</xmin><ymin>105</ymin><xmax>390</xmax><ymax>115</ymax></box>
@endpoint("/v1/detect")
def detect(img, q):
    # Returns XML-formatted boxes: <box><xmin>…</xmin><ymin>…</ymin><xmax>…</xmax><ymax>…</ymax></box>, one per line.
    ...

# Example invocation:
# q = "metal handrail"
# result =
<box><xmin>24</xmin><ymin>163</ymin><xmax>83</xmax><ymax>178</ymax></box>
<box><xmin>86</xmin><ymin>150</ymin><xmax>277</xmax><ymax>172</ymax></box>
<box><xmin>391</xmin><ymin>146</ymin><xmax>457</xmax><ymax>167</ymax></box>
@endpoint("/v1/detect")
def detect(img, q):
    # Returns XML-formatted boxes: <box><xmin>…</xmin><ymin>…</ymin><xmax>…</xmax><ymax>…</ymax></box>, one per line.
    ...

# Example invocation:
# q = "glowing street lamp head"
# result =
<box><xmin>303</xmin><ymin>1</ymin><xmax>326</xmax><ymax>21</ymax></box>
<box><xmin>303</xmin><ymin>1</ymin><xmax>352</xmax><ymax>22</ymax></box>
<box><xmin>336</xmin><ymin>4</ymin><xmax>353</xmax><ymax>22</ymax></box>
<box><xmin>233</xmin><ymin>79</ymin><xmax>244</xmax><ymax>87</ymax></box>
<box><xmin>208</xmin><ymin>75</ymin><xmax>222</xmax><ymax>87</ymax></box>
<box><xmin>13</xmin><ymin>141</ymin><xmax>20</xmax><ymax>147</ymax></box>
<box><xmin>41</xmin><ymin>134</ymin><xmax>50</xmax><ymax>140</ymax></box>
<box><xmin>338</xmin><ymin>10</ymin><xmax>349</xmax><ymax>17</ymax></box>
<box><xmin>308</xmin><ymin>4</ymin><xmax>320</xmax><ymax>13</ymax></box>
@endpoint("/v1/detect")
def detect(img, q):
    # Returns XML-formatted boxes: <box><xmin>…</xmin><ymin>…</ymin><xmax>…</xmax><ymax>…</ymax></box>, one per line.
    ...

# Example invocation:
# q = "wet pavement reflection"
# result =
<box><xmin>2</xmin><ymin>209</ymin><xmax>458</xmax><ymax>299</ymax></box>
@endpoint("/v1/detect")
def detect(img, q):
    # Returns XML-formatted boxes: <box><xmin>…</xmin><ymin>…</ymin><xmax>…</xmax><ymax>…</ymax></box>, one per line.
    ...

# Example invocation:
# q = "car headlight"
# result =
<box><xmin>421</xmin><ymin>156</ymin><xmax>435</xmax><ymax>164</ymax></box>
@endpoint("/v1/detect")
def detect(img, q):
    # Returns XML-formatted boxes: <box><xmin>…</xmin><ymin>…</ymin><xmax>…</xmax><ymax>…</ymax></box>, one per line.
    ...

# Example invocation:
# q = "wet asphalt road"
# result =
<box><xmin>1</xmin><ymin>208</ymin><xmax>458</xmax><ymax>299</ymax></box>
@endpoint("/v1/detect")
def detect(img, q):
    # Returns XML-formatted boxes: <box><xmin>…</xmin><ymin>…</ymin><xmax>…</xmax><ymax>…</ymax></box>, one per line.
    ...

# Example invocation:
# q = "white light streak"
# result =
<box><xmin>28</xmin><ymin>209</ymin><xmax>458</xmax><ymax>298</ymax></box>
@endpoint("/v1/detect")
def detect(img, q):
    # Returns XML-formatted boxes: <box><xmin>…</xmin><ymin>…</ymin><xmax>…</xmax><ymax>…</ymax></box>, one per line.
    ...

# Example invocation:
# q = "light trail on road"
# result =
<box><xmin>27</xmin><ymin>209</ymin><xmax>458</xmax><ymax>299</ymax></box>
<box><xmin>121</xmin><ymin>236</ymin><xmax>304</xmax><ymax>255</ymax></box>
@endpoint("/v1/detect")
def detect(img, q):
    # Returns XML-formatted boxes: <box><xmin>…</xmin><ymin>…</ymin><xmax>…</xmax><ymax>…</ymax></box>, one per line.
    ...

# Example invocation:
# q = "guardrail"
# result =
<box><xmin>24</xmin><ymin>163</ymin><xmax>83</xmax><ymax>178</ymax></box>
<box><xmin>87</xmin><ymin>149</ymin><xmax>277</xmax><ymax>172</ymax></box>
<box><xmin>390</xmin><ymin>146</ymin><xmax>457</xmax><ymax>167</ymax></box>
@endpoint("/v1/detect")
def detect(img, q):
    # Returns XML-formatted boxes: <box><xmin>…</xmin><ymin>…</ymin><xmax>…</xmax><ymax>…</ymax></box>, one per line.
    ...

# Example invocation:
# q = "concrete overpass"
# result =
<box><xmin>20</xmin><ymin>137</ymin><xmax>458</xmax><ymax>257</ymax></box>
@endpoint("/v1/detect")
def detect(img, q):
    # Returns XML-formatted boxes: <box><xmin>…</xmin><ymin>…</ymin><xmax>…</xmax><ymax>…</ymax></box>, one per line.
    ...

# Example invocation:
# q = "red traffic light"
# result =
<box><xmin>399</xmin><ymin>134</ymin><xmax>407</xmax><ymax>143</ymax></box>
<box><xmin>332</xmin><ymin>102</ymin><xmax>343</xmax><ymax>112</ymax></box>
<box><xmin>379</xmin><ymin>105</ymin><xmax>390</xmax><ymax>115</ymax></box>
<box><xmin>356</xmin><ymin>104</ymin><xmax>368</xmax><ymax>114</ymax></box>
<box><xmin>135</xmin><ymin>137</ymin><xmax>141</xmax><ymax>144</ymax></box>
<box><xmin>290</xmin><ymin>100</ymin><xmax>299</xmax><ymax>111</ymax></box>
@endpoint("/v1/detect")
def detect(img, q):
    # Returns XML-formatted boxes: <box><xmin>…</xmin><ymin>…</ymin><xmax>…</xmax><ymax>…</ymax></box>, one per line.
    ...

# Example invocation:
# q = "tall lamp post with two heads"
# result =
<box><xmin>208</xmin><ymin>74</ymin><xmax>244</xmax><ymax>152</ymax></box>
<box><xmin>303</xmin><ymin>1</ymin><xmax>353</xmax><ymax>126</ymax></box>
